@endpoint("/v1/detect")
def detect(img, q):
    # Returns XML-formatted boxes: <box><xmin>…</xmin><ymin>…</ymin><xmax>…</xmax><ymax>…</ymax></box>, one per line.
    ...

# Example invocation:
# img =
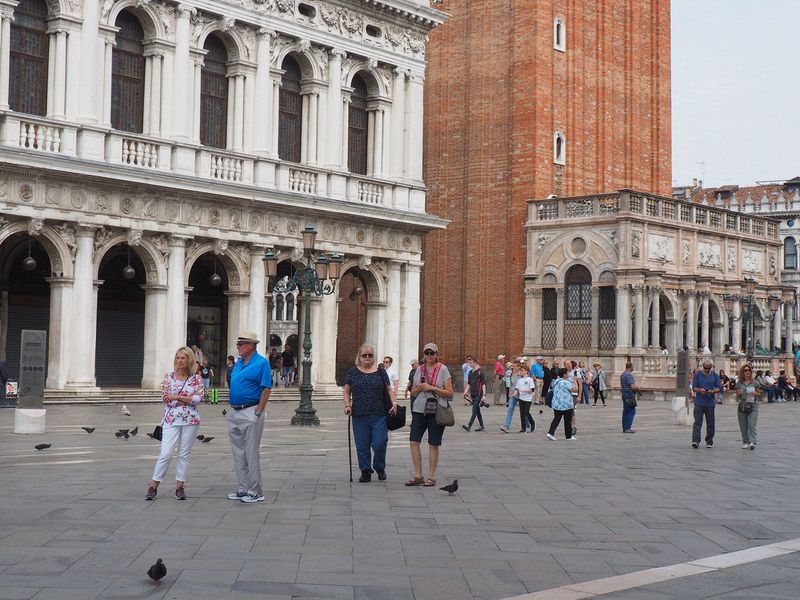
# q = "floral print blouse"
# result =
<box><xmin>161</xmin><ymin>372</ymin><xmax>204</xmax><ymax>426</ymax></box>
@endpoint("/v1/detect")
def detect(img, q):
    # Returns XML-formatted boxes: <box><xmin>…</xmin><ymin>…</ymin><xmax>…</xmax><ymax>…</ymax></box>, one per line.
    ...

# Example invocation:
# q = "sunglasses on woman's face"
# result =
<box><xmin>423</xmin><ymin>350</ymin><xmax>437</xmax><ymax>356</ymax></box>
<box><xmin>361</xmin><ymin>353</ymin><xmax>374</xmax><ymax>358</ymax></box>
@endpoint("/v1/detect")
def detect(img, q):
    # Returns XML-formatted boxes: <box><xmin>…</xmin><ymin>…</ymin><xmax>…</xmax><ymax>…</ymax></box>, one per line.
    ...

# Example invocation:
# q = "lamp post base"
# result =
<box><xmin>291</xmin><ymin>383</ymin><xmax>320</xmax><ymax>426</ymax></box>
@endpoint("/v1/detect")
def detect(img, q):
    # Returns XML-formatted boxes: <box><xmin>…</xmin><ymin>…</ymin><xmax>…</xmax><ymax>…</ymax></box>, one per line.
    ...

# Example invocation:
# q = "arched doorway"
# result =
<box><xmin>187</xmin><ymin>253</ymin><xmax>228</xmax><ymax>385</ymax></box>
<box><xmin>1</xmin><ymin>235</ymin><xmax>51</xmax><ymax>391</ymax></box>
<box><xmin>564</xmin><ymin>264</ymin><xmax>592</xmax><ymax>350</ymax></box>
<box><xmin>95</xmin><ymin>245</ymin><xmax>145</xmax><ymax>386</ymax></box>
<box><xmin>336</xmin><ymin>268</ymin><xmax>367</xmax><ymax>383</ymax></box>
<box><xmin>268</xmin><ymin>261</ymin><xmax>300</xmax><ymax>384</ymax></box>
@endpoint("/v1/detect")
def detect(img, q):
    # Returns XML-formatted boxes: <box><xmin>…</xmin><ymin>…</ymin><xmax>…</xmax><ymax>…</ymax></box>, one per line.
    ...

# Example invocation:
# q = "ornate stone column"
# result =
<box><xmin>399</xmin><ymin>261</ymin><xmax>422</xmax><ymax>373</ymax></box>
<box><xmin>191</xmin><ymin>53</ymin><xmax>203</xmax><ymax>142</ymax></box>
<box><xmin>99</xmin><ymin>29</ymin><xmax>115</xmax><ymax>126</ymax></box>
<box><xmin>0</xmin><ymin>7</ymin><xmax>13</xmax><ymax>110</ymax></box>
<box><xmin>555</xmin><ymin>288</ymin><xmax>565</xmax><ymax>352</ymax></box>
<box><xmin>45</xmin><ymin>277</ymin><xmax>73</xmax><ymax>389</ymax></box>
<box><xmin>384</xmin><ymin>261</ymin><xmax>401</xmax><ymax>360</ymax></box>
<box><xmin>315</xmin><ymin>291</ymin><xmax>338</xmax><ymax>388</ymax></box>
<box><xmin>171</xmin><ymin>4</ymin><xmax>195</xmax><ymax>140</ymax></box>
<box><xmin>141</xmin><ymin>284</ymin><xmax>168</xmax><ymax>389</ymax></box>
<box><xmin>326</xmin><ymin>49</ymin><xmax>345</xmax><ymax>168</ymax></box>
<box><xmin>225</xmin><ymin>291</ymin><xmax>249</xmax><ymax>359</ymax></box>
<box><xmin>253</xmin><ymin>29</ymin><xmax>276</xmax><ymax>155</ymax></box>
<box><xmin>365</xmin><ymin>300</ymin><xmax>388</xmax><ymax>359</ymax></box>
<box><xmin>527</xmin><ymin>287</ymin><xmax>542</xmax><ymax>351</ymax></box>
<box><xmin>248</xmin><ymin>246</ymin><xmax>267</xmax><ymax>346</ymax></box>
<box><xmin>591</xmin><ymin>286</ymin><xmax>600</xmax><ymax>350</ymax></box>
<box><xmin>406</xmin><ymin>71</ymin><xmax>424</xmax><ymax>182</ymax></box>
<box><xmin>651</xmin><ymin>289</ymin><xmax>661</xmax><ymax>348</ymax></box>
<box><xmin>271</xmin><ymin>71</ymin><xmax>281</xmax><ymax>152</ymax></box>
<box><xmin>784</xmin><ymin>301</ymin><xmax>794</xmax><ymax>352</ymax></box>
<box><xmin>700</xmin><ymin>292</ymin><xmax>710</xmax><ymax>349</ymax></box>
<box><xmin>615</xmin><ymin>284</ymin><xmax>631</xmax><ymax>351</ymax></box>
<box><xmin>48</xmin><ymin>28</ymin><xmax>68</xmax><ymax>118</ymax></box>
<box><xmin>144</xmin><ymin>49</ymin><xmax>164</xmax><ymax>136</ymax></box>
<box><xmin>232</xmin><ymin>71</ymin><xmax>245</xmax><ymax>151</ymax></box>
<box><xmin>66</xmin><ymin>227</ymin><xmax>99</xmax><ymax>389</ymax></box>
<box><xmin>633</xmin><ymin>285</ymin><xmax>644</xmax><ymax>349</ymax></box>
<box><xmin>686</xmin><ymin>291</ymin><xmax>698</xmax><ymax>351</ymax></box>
<box><xmin>167</xmin><ymin>236</ymin><xmax>188</xmax><ymax>351</ymax></box>
<box><xmin>773</xmin><ymin>303</ymin><xmax>783</xmax><ymax>351</ymax></box>
<box><xmin>78</xmin><ymin>0</ymin><xmax>99</xmax><ymax>121</ymax></box>
<box><xmin>731</xmin><ymin>298</ymin><xmax>742</xmax><ymax>352</ymax></box>
<box><xmin>390</xmin><ymin>68</ymin><xmax>407</xmax><ymax>179</ymax></box>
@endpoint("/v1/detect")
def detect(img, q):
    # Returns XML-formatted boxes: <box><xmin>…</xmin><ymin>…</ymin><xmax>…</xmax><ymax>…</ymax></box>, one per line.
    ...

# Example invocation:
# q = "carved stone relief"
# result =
<box><xmin>741</xmin><ymin>248</ymin><xmax>762</xmax><ymax>273</ymax></box>
<box><xmin>214</xmin><ymin>239</ymin><xmax>228</xmax><ymax>255</ymax></box>
<box><xmin>770</xmin><ymin>254</ymin><xmax>776</xmax><ymax>276</ymax></box>
<box><xmin>647</xmin><ymin>233</ymin><xmax>674</xmax><ymax>263</ymax></box>
<box><xmin>631</xmin><ymin>231</ymin><xmax>641</xmax><ymax>258</ymax></box>
<box><xmin>727</xmin><ymin>246</ymin><xmax>736</xmax><ymax>270</ymax></box>
<box><xmin>697</xmin><ymin>241</ymin><xmax>721</xmax><ymax>268</ymax></box>
<box><xmin>682</xmin><ymin>240</ymin><xmax>690</xmax><ymax>266</ymax></box>
<box><xmin>28</xmin><ymin>218</ymin><xmax>44</xmax><ymax>236</ymax></box>
<box><xmin>94</xmin><ymin>227</ymin><xmax>114</xmax><ymax>252</ymax></box>
<box><xmin>127</xmin><ymin>228</ymin><xmax>143</xmax><ymax>246</ymax></box>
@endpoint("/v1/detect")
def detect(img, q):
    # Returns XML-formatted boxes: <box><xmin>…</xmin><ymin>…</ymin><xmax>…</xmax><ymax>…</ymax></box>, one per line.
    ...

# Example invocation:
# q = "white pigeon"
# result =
<box><xmin>122</xmin><ymin>404</ymin><xmax>131</xmax><ymax>416</ymax></box>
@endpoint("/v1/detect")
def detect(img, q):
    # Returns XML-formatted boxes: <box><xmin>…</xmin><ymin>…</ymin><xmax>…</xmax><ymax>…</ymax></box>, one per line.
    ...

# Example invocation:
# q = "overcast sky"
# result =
<box><xmin>671</xmin><ymin>0</ymin><xmax>800</xmax><ymax>188</ymax></box>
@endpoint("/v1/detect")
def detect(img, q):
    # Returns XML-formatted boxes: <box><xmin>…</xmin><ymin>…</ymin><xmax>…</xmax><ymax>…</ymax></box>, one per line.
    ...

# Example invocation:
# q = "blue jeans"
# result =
<box><xmin>504</xmin><ymin>393</ymin><xmax>519</xmax><ymax>429</ymax></box>
<box><xmin>622</xmin><ymin>399</ymin><xmax>636</xmax><ymax>432</ymax></box>
<box><xmin>352</xmin><ymin>415</ymin><xmax>388</xmax><ymax>472</ymax></box>
<box><xmin>581</xmin><ymin>382</ymin><xmax>591</xmax><ymax>404</ymax></box>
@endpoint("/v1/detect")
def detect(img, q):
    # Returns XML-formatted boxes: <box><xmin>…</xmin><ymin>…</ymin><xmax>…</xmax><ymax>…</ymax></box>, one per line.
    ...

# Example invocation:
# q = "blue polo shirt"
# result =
<box><xmin>530</xmin><ymin>363</ymin><xmax>545</xmax><ymax>379</ymax></box>
<box><xmin>230</xmin><ymin>352</ymin><xmax>271</xmax><ymax>406</ymax></box>
<box><xmin>692</xmin><ymin>370</ymin><xmax>721</xmax><ymax>408</ymax></box>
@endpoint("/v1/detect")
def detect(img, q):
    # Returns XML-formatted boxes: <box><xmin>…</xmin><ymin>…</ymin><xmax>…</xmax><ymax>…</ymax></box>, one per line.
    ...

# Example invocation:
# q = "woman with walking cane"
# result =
<box><xmin>343</xmin><ymin>344</ymin><xmax>397</xmax><ymax>482</ymax></box>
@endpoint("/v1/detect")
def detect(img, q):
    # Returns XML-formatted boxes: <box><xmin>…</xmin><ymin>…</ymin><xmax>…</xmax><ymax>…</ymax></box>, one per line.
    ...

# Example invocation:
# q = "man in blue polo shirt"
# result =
<box><xmin>691</xmin><ymin>360</ymin><xmax>721</xmax><ymax>449</ymax></box>
<box><xmin>227</xmin><ymin>331</ymin><xmax>271</xmax><ymax>503</ymax></box>
<box><xmin>530</xmin><ymin>356</ymin><xmax>545</xmax><ymax>405</ymax></box>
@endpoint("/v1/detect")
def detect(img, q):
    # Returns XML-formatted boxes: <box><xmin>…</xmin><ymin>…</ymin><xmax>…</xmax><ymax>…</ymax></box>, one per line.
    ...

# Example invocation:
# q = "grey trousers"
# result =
<box><xmin>227</xmin><ymin>406</ymin><xmax>265</xmax><ymax>496</ymax></box>
<box><xmin>737</xmin><ymin>407</ymin><xmax>758</xmax><ymax>445</ymax></box>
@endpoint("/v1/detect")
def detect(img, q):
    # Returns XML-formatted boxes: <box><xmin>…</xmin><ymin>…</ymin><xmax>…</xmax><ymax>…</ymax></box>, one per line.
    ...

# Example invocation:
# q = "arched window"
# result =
<box><xmin>111</xmin><ymin>11</ymin><xmax>146</xmax><ymax>133</ymax></box>
<box><xmin>278</xmin><ymin>56</ymin><xmax>302</xmax><ymax>162</ymax></box>
<box><xmin>348</xmin><ymin>74</ymin><xmax>368</xmax><ymax>175</ymax></box>
<box><xmin>554</xmin><ymin>131</ymin><xmax>565</xmax><ymax>165</ymax></box>
<box><xmin>9</xmin><ymin>0</ymin><xmax>49</xmax><ymax>116</ymax></box>
<box><xmin>784</xmin><ymin>237</ymin><xmax>797</xmax><ymax>270</ymax></box>
<box><xmin>200</xmin><ymin>34</ymin><xmax>228</xmax><ymax>149</ymax></box>
<box><xmin>565</xmin><ymin>265</ymin><xmax>591</xmax><ymax>320</ymax></box>
<box><xmin>553</xmin><ymin>18</ymin><xmax>566</xmax><ymax>51</ymax></box>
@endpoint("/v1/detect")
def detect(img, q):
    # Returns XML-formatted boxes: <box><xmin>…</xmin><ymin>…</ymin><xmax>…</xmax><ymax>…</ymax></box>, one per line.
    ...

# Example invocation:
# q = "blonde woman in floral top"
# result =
<box><xmin>145</xmin><ymin>346</ymin><xmax>205</xmax><ymax>501</ymax></box>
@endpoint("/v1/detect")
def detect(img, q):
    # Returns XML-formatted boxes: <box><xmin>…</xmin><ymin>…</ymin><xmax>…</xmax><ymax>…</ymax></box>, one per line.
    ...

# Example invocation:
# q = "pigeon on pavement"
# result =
<box><xmin>146</xmin><ymin>558</ymin><xmax>167</xmax><ymax>584</ymax></box>
<box><xmin>122</xmin><ymin>404</ymin><xmax>131</xmax><ymax>416</ymax></box>
<box><xmin>130</xmin><ymin>427</ymin><xmax>138</xmax><ymax>436</ymax></box>
<box><xmin>201</xmin><ymin>436</ymin><xmax>214</xmax><ymax>443</ymax></box>
<box><xmin>196</xmin><ymin>434</ymin><xmax>205</xmax><ymax>441</ymax></box>
<box><xmin>124</xmin><ymin>433</ymin><xmax>130</xmax><ymax>440</ymax></box>
<box><xmin>117</xmin><ymin>429</ymin><xmax>129</xmax><ymax>435</ymax></box>
<box><xmin>81</xmin><ymin>427</ymin><xmax>95</xmax><ymax>434</ymax></box>
<box><xmin>439</xmin><ymin>480</ymin><xmax>459</xmax><ymax>496</ymax></box>
<box><xmin>146</xmin><ymin>433</ymin><xmax>155</xmax><ymax>439</ymax></box>
<box><xmin>34</xmin><ymin>443</ymin><xmax>51</xmax><ymax>451</ymax></box>
<box><xmin>222</xmin><ymin>409</ymin><xmax>227</xmax><ymax>416</ymax></box>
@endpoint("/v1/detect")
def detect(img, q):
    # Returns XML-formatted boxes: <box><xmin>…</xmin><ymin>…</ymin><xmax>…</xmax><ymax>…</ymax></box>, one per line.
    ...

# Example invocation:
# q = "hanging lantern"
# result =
<box><xmin>209</xmin><ymin>256</ymin><xmax>221</xmax><ymax>286</ymax></box>
<box><xmin>23</xmin><ymin>239</ymin><xmax>36</xmax><ymax>271</ymax></box>
<box><xmin>122</xmin><ymin>246</ymin><xmax>135</xmax><ymax>279</ymax></box>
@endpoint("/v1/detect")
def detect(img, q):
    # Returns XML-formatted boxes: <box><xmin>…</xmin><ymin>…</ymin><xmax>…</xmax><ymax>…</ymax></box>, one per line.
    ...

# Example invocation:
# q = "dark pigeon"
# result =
<box><xmin>196</xmin><ymin>434</ymin><xmax>205</xmax><ymax>441</ymax></box>
<box><xmin>34</xmin><ymin>443</ymin><xmax>51</xmax><ymax>451</ymax></box>
<box><xmin>123</xmin><ymin>433</ymin><xmax>130</xmax><ymax>440</ymax></box>
<box><xmin>201</xmin><ymin>436</ymin><xmax>214</xmax><ymax>443</ymax></box>
<box><xmin>222</xmin><ymin>409</ymin><xmax>227</xmax><ymax>416</ymax></box>
<box><xmin>146</xmin><ymin>433</ymin><xmax>155</xmax><ymax>439</ymax></box>
<box><xmin>81</xmin><ymin>427</ymin><xmax>95</xmax><ymax>434</ymax></box>
<box><xmin>146</xmin><ymin>558</ymin><xmax>167</xmax><ymax>584</ymax></box>
<box><xmin>130</xmin><ymin>427</ymin><xmax>138</xmax><ymax>436</ymax></box>
<box><xmin>439</xmin><ymin>480</ymin><xmax>459</xmax><ymax>496</ymax></box>
<box><xmin>117</xmin><ymin>429</ymin><xmax>129</xmax><ymax>435</ymax></box>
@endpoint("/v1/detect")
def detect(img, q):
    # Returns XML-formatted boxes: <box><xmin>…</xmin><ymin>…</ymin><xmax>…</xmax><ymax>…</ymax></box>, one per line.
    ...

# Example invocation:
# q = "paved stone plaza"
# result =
<box><xmin>0</xmin><ymin>399</ymin><xmax>799</xmax><ymax>600</ymax></box>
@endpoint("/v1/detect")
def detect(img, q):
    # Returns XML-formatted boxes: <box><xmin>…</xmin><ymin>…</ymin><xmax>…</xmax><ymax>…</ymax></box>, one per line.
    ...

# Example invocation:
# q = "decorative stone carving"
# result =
<box><xmin>149</xmin><ymin>233</ymin><xmax>169</xmax><ymax>259</ymax></box>
<box><xmin>770</xmin><ymin>255</ymin><xmax>776</xmax><ymax>276</ymax></box>
<box><xmin>356</xmin><ymin>229</ymin><xmax>366</xmax><ymax>243</ymax></box>
<box><xmin>127</xmin><ymin>229</ymin><xmax>143</xmax><ymax>246</ymax></box>
<box><xmin>53</xmin><ymin>223</ymin><xmax>77</xmax><ymax>261</ymax></box>
<box><xmin>536</xmin><ymin>234</ymin><xmax>552</xmax><ymax>251</ymax></box>
<box><xmin>214</xmin><ymin>239</ymin><xmax>228</xmax><ymax>255</ymax></box>
<box><xmin>682</xmin><ymin>240</ymin><xmax>690</xmax><ymax>266</ymax></box>
<box><xmin>402</xmin><ymin>236</ymin><xmax>412</xmax><ymax>250</ymax></box>
<box><xmin>19</xmin><ymin>184</ymin><xmax>33</xmax><ymax>202</ymax></box>
<box><xmin>371</xmin><ymin>230</ymin><xmax>382</xmax><ymax>246</ymax></box>
<box><xmin>28</xmin><ymin>218</ymin><xmax>44</xmax><ymax>236</ymax></box>
<box><xmin>232</xmin><ymin>243</ymin><xmax>250</xmax><ymax>277</ymax></box>
<box><xmin>95</xmin><ymin>192</ymin><xmax>112</xmax><ymax>212</ymax></box>
<box><xmin>727</xmin><ymin>246</ymin><xmax>736</xmax><ymax>270</ymax></box>
<box><xmin>248</xmin><ymin>212</ymin><xmax>261</xmax><ymax>232</ymax></box>
<box><xmin>741</xmin><ymin>248</ymin><xmax>762</xmax><ymax>273</ymax></box>
<box><xmin>120</xmin><ymin>197</ymin><xmax>134</xmax><ymax>214</ymax></box>
<box><xmin>386</xmin><ymin>232</ymin><xmax>397</xmax><ymax>249</ymax></box>
<box><xmin>268</xmin><ymin>215</ymin><xmax>280</xmax><ymax>233</ymax></box>
<box><xmin>230</xmin><ymin>210</ymin><xmax>242</xmax><ymax>230</ymax></box>
<box><xmin>221</xmin><ymin>15</ymin><xmax>235</xmax><ymax>31</ymax></box>
<box><xmin>165</xmin><ymin>201</ymin><xmax>179</xmax><ymax>221</ymax></box>
<box><xmin>0</xmin><ymin>216</ymin><xmax>8</xmax><ymax>231</ymax></box>
<box><xmin>697</xmin><ymin>241</ymin><xmax>721</xmax><ymax>268</ymax></box>
<box><xmin>94</xmin><ymin>227</ymin><xmax>114</xmax><ymax>252</ymax></box>
<box><xmin>286</xmin><ymin>220</ymin><xmax>298</xmax><ymax>235</ymax></box>
<box><xmin>45</xmin><ymin>185</ymin><xmax>61</xmax><ymax>206</ymax></box>
<box><xmin>208</xmin><ymin>208</ymin><xmax>221</xmax><ymax>226</ymax></box>
<box><xmin>631</xmin><ymin>231</ymin><xmax>641</xmax><ymax>258</ymax></box>
<box><xmin>358</xmin><ymin>255</ymin><xmax>372</xmax><ymax>270</ymax></box>
<box><xmin>647</xmin><ymin>233</ymin><xmax>674</xmax><ymax>263</ymax></box>
<box><xmin>70</xmin><ymin>189</ymin><xmax>86</xmax><ymax>209</ymax></box>
<box><xmin>290</xmin><ymin>247</ymin><xmax>305</xmax><ymax>263</ymax></box>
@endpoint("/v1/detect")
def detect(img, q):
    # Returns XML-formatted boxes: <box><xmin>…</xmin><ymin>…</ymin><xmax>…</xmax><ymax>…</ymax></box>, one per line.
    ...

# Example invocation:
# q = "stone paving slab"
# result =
<box><xmin>0</xmin><ymin>399</ymin><xmax>799</xmax><ymax>599</ymax></box>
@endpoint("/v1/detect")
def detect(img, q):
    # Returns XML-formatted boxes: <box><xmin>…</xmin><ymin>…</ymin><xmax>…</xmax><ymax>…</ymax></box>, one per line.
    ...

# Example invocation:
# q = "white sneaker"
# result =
<box><xmin>499</xmin><ymin>426</ymin><xmax>509</xmax><ymax>433</ymax></box>
<box><xmin>749</xmin><ymin>443</ymin><xmax>756</xmax><ymax>450</ymax></box>
<box><xmin>546</xmin><ymin>433</ymin><xmax>557</xmax><ymax>441</ymax></box>
<box><xmin>742</xmin><ymin>443</ymin><xmax>749</xmax><ymax>449</ymax></box>
<box><xmin>567</xmin><ymin>435</ymin><xmax>577</xmax><ymax>440</ymax></box>
<box><xmin>227</xmin><ymin>491</ymin><xmax>248</xmax><ymax>500</ymax></box>
<box><xmin>240</xmin><ymin>493</ymin><xmax>265</xmax><ymax>503</ymax></box>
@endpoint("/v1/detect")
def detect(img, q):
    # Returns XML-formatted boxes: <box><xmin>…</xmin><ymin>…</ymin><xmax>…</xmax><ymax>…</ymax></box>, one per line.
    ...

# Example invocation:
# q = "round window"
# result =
<box><xmin>788</xmin><ymin>219</ymin><xmax>795</xmax><ymax>228</ymax></box>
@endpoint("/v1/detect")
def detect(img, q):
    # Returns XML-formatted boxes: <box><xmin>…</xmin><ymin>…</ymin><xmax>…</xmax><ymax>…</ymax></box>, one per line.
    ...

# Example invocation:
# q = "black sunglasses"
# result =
<box><xmin>361</xmin><ymin>353</ymin><xmax>374</xmax><ymax>358</ymax></box>
<box><xmin>423</xmin><ymin>349</ymin><xmax>437</xmax><ymax>356</ymax></box>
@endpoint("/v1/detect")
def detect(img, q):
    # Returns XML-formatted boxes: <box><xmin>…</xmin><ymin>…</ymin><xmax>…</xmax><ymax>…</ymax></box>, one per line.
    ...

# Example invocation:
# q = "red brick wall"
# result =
<box><xmin>422</xmin><ymin>0</ymin><xmax>672</xmax><ymax>364</ymax></box>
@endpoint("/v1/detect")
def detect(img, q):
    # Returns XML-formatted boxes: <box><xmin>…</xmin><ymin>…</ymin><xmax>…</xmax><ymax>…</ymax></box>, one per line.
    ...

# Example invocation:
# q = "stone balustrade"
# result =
<box><xmin>0</xmin><ymin>113</ymin><xmax>76</xmax><ymax>156</ymax></box>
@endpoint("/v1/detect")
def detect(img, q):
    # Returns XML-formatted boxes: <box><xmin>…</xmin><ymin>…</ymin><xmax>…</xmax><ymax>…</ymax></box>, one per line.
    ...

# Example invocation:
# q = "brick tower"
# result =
<box><xmin>421</xmin><ymin>0</ymin><xmax>672</xmax><ymax>363</ymax></box>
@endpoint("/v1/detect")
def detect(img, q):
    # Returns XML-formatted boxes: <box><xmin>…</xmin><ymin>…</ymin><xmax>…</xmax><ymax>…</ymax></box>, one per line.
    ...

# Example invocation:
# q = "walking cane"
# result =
<box><xmin>347</xmin><ymin>414</ymin><xmax>353</xmax><ymax>483</ymax></box>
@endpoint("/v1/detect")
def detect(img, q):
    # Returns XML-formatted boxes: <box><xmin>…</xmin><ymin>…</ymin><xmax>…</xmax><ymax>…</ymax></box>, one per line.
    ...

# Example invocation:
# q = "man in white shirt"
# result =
<box><xmin>382</xmin><ymin>356</ymin><xmax>400</xmax><ymax>396</ymax></box>
<box><xmin>461</xmin><ymin>355</ymin><xmax>473</xmax><ymax>405</ymax></box>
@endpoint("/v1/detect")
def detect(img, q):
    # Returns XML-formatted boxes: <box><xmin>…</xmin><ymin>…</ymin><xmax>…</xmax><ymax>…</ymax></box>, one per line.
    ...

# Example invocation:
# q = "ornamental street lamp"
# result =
<box><xmin>263</xmin><ymin>226</ymin><xmax>342</xmax><ymax>426</ymax></box>
<box><xmin>723</xmin><ymin>277</ymin><xmax>782</xmax><ymax>362</ymax></box>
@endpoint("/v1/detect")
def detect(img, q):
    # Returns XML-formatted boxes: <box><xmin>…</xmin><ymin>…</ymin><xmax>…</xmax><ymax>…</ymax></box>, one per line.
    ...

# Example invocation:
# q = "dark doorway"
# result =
<box><xmin>187</xmin><ymin>253</ymin><xmax>227</xmax><ymax>386</ymax></box>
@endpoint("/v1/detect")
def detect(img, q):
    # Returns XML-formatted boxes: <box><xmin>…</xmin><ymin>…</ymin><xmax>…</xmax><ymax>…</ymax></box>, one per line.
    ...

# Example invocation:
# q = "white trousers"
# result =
<box><xmin>152</xmin><ymin>423</ymin><xmax>199</xmax><ymax>483</ymax></box>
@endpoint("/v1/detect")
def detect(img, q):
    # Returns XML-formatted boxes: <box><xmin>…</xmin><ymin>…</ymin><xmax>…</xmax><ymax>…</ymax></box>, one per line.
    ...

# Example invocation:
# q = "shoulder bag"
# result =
<box><xmin>153</xmin><ymin>376</ymin><xmax>189</xmax><ymax>440</ymax></box>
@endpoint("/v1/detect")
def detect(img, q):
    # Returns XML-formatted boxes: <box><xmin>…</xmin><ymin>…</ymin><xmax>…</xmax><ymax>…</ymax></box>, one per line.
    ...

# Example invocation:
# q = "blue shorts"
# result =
<box><xmin>410</xmin><ymin>412</ymin><xmax>445</xmax><ymax>446</ymax></box>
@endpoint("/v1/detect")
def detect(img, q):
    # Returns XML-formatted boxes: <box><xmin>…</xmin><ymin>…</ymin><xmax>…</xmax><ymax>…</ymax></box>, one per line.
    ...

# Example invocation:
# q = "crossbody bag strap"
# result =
<box><xmin>163</xmin><ymin>375</ymin><xmax>191</xmax><ymax>425</ymax></box>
